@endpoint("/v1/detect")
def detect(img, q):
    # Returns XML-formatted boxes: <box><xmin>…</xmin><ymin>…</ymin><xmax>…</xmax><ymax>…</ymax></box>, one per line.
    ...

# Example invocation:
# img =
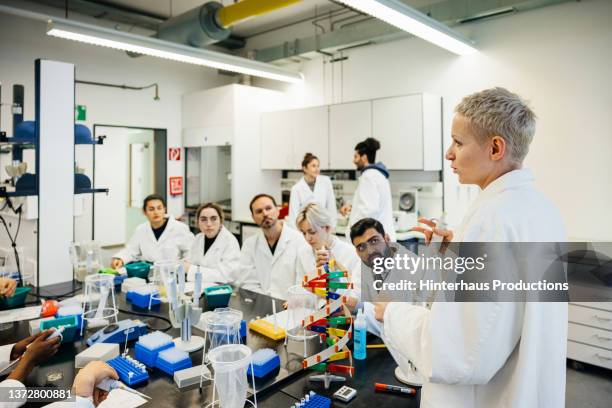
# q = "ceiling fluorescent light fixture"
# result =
<box><xmin>46</xmin><ymin>19</ymin><xmax>303</xmax><ymax>83</ymax></box>
<box><xmin>335</xmin><ymin>0</ymin><xmax>477</xmax><ymax>55</ymax></box>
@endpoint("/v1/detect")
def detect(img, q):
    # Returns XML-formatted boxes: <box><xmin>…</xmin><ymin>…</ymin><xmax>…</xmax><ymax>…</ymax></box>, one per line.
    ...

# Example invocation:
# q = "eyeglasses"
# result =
<box><xmin>355</xmin><ymin>235</ymin><xmax>383</xmax><ymax>253</ymax></box>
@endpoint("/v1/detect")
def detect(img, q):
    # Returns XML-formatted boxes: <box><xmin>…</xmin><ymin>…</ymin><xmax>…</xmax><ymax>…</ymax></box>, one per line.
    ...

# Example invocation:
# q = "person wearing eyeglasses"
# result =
<box><xmin>187</xmin><ymin>202</ymin><xmax>240</xmax><ymax>285</ymax></box>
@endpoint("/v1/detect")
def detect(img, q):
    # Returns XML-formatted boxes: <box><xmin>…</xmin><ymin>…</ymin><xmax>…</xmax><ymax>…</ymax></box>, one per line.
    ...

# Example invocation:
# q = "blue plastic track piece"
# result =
<box><xmin>106</xmin><ymin>355</ymin><xmax>149</xmax><ymax>386</ymax></box>
<box><xmin>326</xmin><ymin>291</ymin><xmax>341</xmax><ymax>300</ymax></box>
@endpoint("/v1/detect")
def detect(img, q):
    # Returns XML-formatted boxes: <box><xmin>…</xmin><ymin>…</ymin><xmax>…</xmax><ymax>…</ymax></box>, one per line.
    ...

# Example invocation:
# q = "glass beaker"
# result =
<box><xmin>286</xmin><ymin>285</ymin><xmax>318</xmax><ymax>340</ymax></box>
<box><xmin>69</xmin><ymin>241</ymin><xmax>101</xmax><ymax>282</ymax></box>
<box><xmin>207</xmin><ymin>344</ymin><xmax>252</xmax><ymax>408</ymax></box>
<box><xmin>81</xmin><ymin>273</ymin><xmax>117</xmax><ymax>334</ymax></box>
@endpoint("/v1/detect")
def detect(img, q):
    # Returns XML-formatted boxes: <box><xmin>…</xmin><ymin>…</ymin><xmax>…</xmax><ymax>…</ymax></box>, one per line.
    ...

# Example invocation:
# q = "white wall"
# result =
<box><xmin>254</xmin><ymin>0</ymin><xmax>612</xmax><ymax>241</ymax></box>
<box><xmin>0</xmin><ymin>12</ymin><xmax>233</xmax><ymax>244</ymax></box>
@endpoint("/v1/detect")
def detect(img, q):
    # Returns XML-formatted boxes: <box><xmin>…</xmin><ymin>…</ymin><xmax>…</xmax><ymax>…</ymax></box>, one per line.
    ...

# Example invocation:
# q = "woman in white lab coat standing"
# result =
<box><xmin>295</xmin><ymin>203</ymin><xmax>360</xmax><ymax>309</ymax></box>
<box><xmin>375</xmin><ymin>88</ymin><xmax>567</xmax><ymax>408</ymax></box>
<box><xmin>287</xmin><ymin>153</ymin><xmax>337</xmax><ymax>229</ymax></box>
<box><xmin>187</xmin><ymin>202</ymin><xmax>240</xmax><ymax>284</ymax></box>
<box><xmin>111</xmin><ymin>194</ymin><xmax>193</xmax><ymax>268</ymax></box>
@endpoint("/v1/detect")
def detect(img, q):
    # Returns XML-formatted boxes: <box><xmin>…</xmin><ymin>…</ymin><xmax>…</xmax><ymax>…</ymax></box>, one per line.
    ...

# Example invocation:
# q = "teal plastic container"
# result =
<box><xmin>204</xmin><ymin>285</ymin><xmax>232</xmax><ymax>308</ymax></box>
<box><xmin>125</xmin><ymin>262</ymin><xmax>151</xmax><ymax>280</ymax></box>
<box><xmin>40</xmin><ymin>315</ymin><xmax>78</xmax><ymax>343</ymax></box>
<box><xmin>0</xmin><ymin>286</ymin><xmax>32</xmax><ymax>310</ymax></box>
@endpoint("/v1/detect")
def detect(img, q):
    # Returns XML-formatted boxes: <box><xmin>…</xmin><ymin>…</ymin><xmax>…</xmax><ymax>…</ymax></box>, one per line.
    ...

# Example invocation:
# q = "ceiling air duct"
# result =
<box><xmin>156</xmin><ymin>0</ymin><xmax>301</xmax><ymax>48</ymax></box>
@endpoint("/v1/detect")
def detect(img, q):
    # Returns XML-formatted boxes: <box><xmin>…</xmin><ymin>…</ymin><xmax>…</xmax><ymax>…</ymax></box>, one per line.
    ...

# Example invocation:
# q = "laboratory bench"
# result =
<box><xmin>0</xmin><ymin>281</ymin><xmax>420</xmax><ymax>407</ymax></box>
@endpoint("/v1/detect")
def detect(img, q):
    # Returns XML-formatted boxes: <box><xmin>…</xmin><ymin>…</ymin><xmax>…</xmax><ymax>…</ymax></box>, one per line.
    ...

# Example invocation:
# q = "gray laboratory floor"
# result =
<box><xmin>566</xmin><ymin>361</ymin><xmax>612</xmax><ymax>408</ymax></box>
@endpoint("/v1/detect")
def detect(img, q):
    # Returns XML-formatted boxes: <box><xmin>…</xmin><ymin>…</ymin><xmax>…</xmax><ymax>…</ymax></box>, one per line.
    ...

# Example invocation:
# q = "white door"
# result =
<box><xmin>329</xmin><ymin>101</ymin><xmax>372</xmax><ymax>169</ymax></box>
<box><xmin>94</xmin><ymin>127</ymin><xmax>128</xmax><ymax>247</ymax></box>
<box><xmin>292</xmin><ymin>106</ymin><xmax>329</xmax><ymax>170</ymax></box>
<box><xmin>373</xmin><ymin>95</ymin><xmax>423</xmax><ymax>170</ymax></box>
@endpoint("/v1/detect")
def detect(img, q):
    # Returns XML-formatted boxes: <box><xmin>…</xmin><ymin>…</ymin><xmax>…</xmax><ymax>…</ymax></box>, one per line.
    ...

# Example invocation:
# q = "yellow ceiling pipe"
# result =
<box><xmin>217</xmin><ymin>0</ymin><xmax>303</xmax><ymax>29</ymax></box>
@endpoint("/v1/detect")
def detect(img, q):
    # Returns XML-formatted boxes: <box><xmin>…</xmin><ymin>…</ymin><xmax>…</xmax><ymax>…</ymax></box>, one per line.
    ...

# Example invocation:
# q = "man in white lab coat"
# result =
<box><xmin>239</xmin><ymin>194</ymin><xmax>307</xmax><ymax>300</ymax></box>
<box><xmin>111</xmin><ymin>194</ymin><xmax>193</xmax><ymax>268</ymax></box>
<box><xmin>341</xmin><ymin>137</ymin><xmax>396</xmax><ymax>241</ymax></box>
<box><xmin>375</xmin><ymin>88</ymin><xmax>567</xmax><ymax>407</ymax></box>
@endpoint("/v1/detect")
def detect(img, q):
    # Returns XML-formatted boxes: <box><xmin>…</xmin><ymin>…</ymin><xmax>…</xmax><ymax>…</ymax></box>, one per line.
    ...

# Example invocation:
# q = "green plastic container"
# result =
<box><xmin>204</xmin><ymin>285</ymin><xmax>233</xmax><ymax>308</ymax></box>
<box><xmin>40</xmin><ymin>315</ymin><xmax>78</xmax><ymax>343</ymax></box>
<box><xmin>99</xmin><ymin>267</ymin><xmax>118</xmax><ymax>275</ymax></box>
<box><xmin>125</xmin><ymin>262</ymin><xmax>151</xmax><ymax>280</ymax></box>
<box><xmin>0</xmin><ymin>286</ymin><xmax>32</xmax><ymax>310</ymax></box>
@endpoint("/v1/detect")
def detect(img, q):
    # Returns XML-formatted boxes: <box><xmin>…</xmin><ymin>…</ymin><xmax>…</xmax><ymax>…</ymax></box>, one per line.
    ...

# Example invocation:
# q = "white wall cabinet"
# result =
<box><xmin>372</xmin><ymin>93</ymin><xmax>442</xmax><ymax>171</ymax></box>
<box><xmin>182</xmin><ymin>86</ymin><xmax>234</xmax><ymax>147</ymax></box>
<box><xmin>329</xmin><ymin>101</ymin><xmax>372</xmax><ymax>169</ymax></box>
<box><xmin>260</xmin><ymin>110</ymin><xmax>293</xmax><ymax>169</ymax></box>
<box><xmin>260</xmin><ymin>93</ymin><xmax>441</xmax><ymax>171</ymax></box>
<box><xmin>292</xmin><ymin>106</ymin><xmax>329</xmax><ymax>170</ymax></box>
<box><xmin>260</xmin><ymin>106</ymin><xmax>329</xmax><ymax>170</ymax></box>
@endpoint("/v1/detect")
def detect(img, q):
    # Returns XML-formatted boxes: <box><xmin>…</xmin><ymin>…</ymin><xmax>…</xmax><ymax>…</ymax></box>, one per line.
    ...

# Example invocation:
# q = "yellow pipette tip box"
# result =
<box><xmin>248</xmin><ymin>319</ymin><xmax>286</xmax><ymax>341</ymax></box>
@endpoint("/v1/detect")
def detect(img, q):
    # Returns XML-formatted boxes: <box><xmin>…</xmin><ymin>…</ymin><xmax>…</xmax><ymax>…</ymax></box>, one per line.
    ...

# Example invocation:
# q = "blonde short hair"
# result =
<box><xmin>296</xmin><ymin>203</ymin><xmax>333</xmax><ymax>230</ymax></box>
<box><xmin>455</xmin><ymin>87</ymin><xmax>536</xmax><ymax>164</ymax></box>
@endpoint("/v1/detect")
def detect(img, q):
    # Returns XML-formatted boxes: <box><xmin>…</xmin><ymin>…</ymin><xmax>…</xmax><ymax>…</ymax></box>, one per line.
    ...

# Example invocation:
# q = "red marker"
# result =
<box><xmin>374</xmin><ymin>383</ymin><xmax>417</xmax><ymax>396</ymax></box>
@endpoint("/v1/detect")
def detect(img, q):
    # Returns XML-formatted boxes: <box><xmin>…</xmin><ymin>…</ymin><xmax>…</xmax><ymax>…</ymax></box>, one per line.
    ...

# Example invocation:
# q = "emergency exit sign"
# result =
<box><xmin>75</xmin><ymin>105</ymin><xmax>87</xmax><ymax>121</ymax></box>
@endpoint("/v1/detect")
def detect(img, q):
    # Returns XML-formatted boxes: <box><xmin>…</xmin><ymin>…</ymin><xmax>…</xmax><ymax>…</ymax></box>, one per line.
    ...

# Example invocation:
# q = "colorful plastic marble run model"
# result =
<box><xmin>300</xmin><ymin>259</ymin><xmax>355</xmax><ymax>389</ymax></box>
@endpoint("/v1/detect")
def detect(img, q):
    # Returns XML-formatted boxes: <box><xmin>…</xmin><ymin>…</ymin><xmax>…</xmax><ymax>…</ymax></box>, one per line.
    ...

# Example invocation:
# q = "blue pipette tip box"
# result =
<box><xmin>134</xmin><ymin>331</ymin><xmax>174</xmax><ymax>367</ymax></box>
<box><xmin>106</xmin><ymin>355</ymin><xmax>149</xmax><ymax>386</ymax></box>
<box><xmin>126</xmin><ymin>286</ymin><xmax>160</xmax><ymax>309</ymax></box>
<box><xmin>247</xmin><ymin>348</ymin><xmax>280</xmax><ymax>378</ymax></box>
<box><xmin>204</xmin><ymin>285</ymin><xmax>232</xmax><ymax>308</ymax></box>
<box><xmin>296</xmin><ymin>392</ymin><xmax>331</xmax><ymax>408</ymax></box>
<box><xmin>155</xmin><ymin>347</ymin><xmax>192</xmax><ymax>376</ymax></box>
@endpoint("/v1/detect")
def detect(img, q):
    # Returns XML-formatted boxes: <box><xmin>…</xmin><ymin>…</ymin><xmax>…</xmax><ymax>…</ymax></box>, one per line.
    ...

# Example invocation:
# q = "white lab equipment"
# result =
<box><xmin>198</xmin><ymin>307</ymin><xmax>243</xmax><ymax>386</ymax></box>
<box><xmin>207</xmin><ymin>344</ymin><xmax>256</xmax><ymax>408</ymax></box>
<box><xmin>163</xmin><ymin>265</ymin><xmax>204</xmax><ymax>352</ymax></box>
<box><xmin>284</xmin><ymin>285</ymin><xmax>319</xmax><ymax>357</ymax></box>
<box><xmin>69</xmin><ymin>241</ymin><xmax>101</xmax><ymax>282</ymax></box>
<box><xmin>81</xmin><ymin>273</ymin><xmax>118</xmax><ymax>335</ymax></box>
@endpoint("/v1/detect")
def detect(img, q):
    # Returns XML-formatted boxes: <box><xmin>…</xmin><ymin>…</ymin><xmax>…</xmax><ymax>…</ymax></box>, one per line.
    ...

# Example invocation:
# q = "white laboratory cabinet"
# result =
<box><xmin>181</xmin><ymin>84</ymin><xmax>284</xmax><ymax>222</ymax></box>
<box><xmin>372</xmin><ymin>94</ymin><xmax>442</xmax><ymax>170</ymax></box>
<box><xmin>260</xmin><ymin>93</ymin><xmax>442</xmax><ymax>171</ymax></box>
<box><xmin>260</xmin><ymin>106</ymin><xmax>329</xmax><ymax>170</ymax></box>
<box><xmin>568</xmin><ymin>302</ymin><xmax>612</xmax><ymax>370</ymax></box>
<box><xmin>328</xmin><ymin>101</ymin><xmax>372</xmax><ymax>169</ymax></box>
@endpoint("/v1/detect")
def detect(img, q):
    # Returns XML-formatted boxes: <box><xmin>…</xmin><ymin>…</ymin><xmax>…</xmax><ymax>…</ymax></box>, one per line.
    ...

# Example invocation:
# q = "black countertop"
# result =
<box><xmin>0</xmin><ymin>281</ymin><xmax>419</xmax><ymax>407</ymax></box>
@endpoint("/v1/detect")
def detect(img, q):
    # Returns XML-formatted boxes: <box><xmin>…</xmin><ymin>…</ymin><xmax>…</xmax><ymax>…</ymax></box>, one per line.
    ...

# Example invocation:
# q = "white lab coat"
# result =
<box><xmin>113</xmin><ymin>217</ymin><xmax>194</xmax><ymax>264</ymax></box>
<box><xmin>238</xmin><ymin>223</ymin><xmax>307</xmax><ymax>300</ymax></box>
<box><xmin>295</xmin><ymin>236</ymin><xmax>362</xmax><ymax>301</ymax></box>
<box><xmin>382</xmin><ymin>168</ymin><xmax>567</xmax><ymax>408</ymax></box>
<box><xmin>187</xmin><ymin>226</ymin><xmax>241</xmax><ymax>284</ymax></box>
<box><xmin>347</xmin><ymin>167</ymin><xmax>396</xmax><ymax>241</ymax></box>
<box><xmin>287</xmin><ymin>176</ymin><xmax>337</xmax><ymax>229</ymax></box>
<box><xmin>0</xmin><ymin>343</ymin><xmax>25</xmax><ymax>408</ymax></box>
